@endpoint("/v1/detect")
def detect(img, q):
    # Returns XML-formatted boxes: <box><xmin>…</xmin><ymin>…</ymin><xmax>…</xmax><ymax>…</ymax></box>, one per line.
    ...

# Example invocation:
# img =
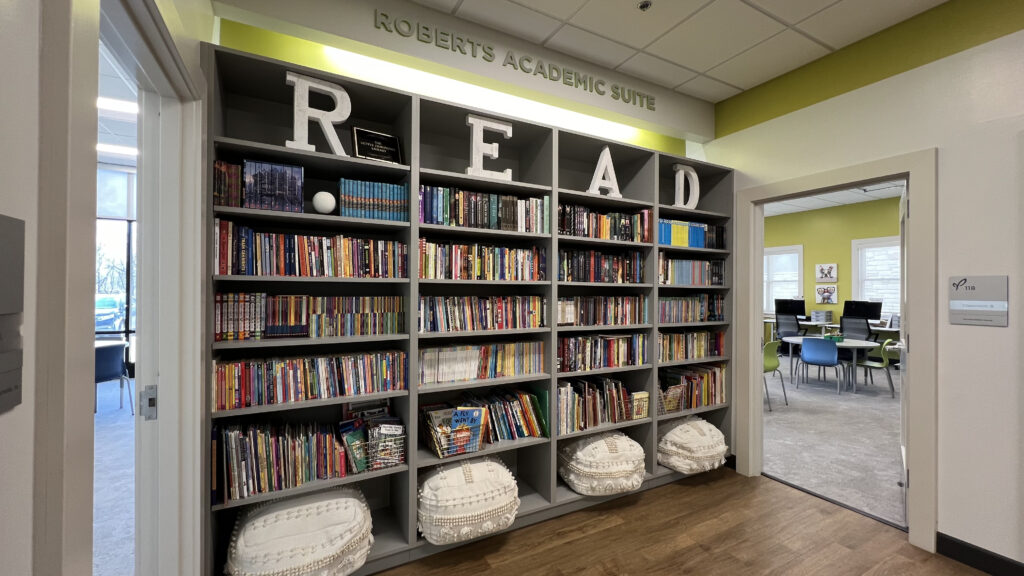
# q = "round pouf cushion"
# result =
<box><xmin>657</xmin><ymin>416</ymin><xmax>728</xmax><ymax>474</ymax></box>
<box><xmin>558</xmin><ymin>431</ymin><xmax>645</xmax><ymax>496</ymax></box>
<box><xmin>418</xmin><ymin>457</ymin><xmax>519</xmax><ymax>545</ymax></box>
<box><xmin>225</xmin><ymin>488</ymin><xmax>373</xmax><ymax>576</ymax></box>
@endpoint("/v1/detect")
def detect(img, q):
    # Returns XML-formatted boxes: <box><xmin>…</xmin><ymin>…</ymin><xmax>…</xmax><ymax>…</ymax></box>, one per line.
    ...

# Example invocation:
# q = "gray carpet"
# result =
<box><xmin>762</xmin><ymin>361</ymin><xmax>906</xmax><ymax>527</ymax></box>
<box><xmin>94</xmin><ymin>377</ymin><xmax>135</xmax><ymax>576</ymax></box>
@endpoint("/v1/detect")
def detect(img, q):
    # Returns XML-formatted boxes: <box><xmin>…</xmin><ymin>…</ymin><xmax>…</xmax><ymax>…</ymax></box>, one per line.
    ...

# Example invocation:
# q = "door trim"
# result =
<box><xmin>732</xmin><ymin>149</ymin><xmax>938</xmax><ymax>551</ymax></box>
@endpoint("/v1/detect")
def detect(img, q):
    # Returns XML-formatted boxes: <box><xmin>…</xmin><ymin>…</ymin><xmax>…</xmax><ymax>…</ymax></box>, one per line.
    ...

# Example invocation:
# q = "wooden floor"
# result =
<box><xmin>379</xmin><ymin>469</ymin><xmax>981</xmax><ymax>576</ymax></box>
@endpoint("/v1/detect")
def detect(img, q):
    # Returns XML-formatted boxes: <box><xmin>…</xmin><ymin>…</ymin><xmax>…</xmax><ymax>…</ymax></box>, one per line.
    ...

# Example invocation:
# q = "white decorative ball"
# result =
<box><xmin>312</xmin><ymin>191</ymin><xmax>337</xmax><ymax>214</ymax></box>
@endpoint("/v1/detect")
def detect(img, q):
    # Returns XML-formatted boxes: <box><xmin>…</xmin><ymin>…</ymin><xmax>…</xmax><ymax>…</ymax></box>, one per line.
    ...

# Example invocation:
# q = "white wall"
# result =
<box><xmin>0</xmin><ymin>1</ymin><xmax>39</xmax><ymax>575</ymax></box>
<box><xmin>706</xmin><ymin>31</ymin><xmax>1024</xmax><ymax>561</ymax></box>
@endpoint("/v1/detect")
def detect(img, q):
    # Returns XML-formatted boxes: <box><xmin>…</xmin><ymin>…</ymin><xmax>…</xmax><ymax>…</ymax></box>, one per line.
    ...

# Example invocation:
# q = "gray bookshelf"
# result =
<box><xmin>202</xmin><ymin>43</ymin><xmax>734</xmax><ymax>576</ymax></box>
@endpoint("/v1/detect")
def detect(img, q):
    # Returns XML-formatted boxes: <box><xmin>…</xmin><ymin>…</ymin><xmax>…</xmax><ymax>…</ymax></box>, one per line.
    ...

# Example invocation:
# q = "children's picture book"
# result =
<box><xmin>339</xmin><ymin>418</ymin><xmax>368</xmax><ymax>473</ymax></box>
<box><xmin>450</xmin><ymin>407</ymin><xmax>483</xmax><ymax>453</ymax></box>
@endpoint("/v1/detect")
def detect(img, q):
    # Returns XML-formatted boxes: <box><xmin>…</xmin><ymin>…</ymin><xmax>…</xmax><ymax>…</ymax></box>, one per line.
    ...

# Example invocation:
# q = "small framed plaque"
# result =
<box><xmin>353</xmin><ymin>127</ymin><xmax>402</xmax><ymax>164</ymax></box>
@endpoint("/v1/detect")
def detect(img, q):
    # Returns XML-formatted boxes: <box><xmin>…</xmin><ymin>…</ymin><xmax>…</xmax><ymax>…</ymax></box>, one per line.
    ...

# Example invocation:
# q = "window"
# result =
<box><xmin>852</xmin><ymin>236</ymin><xmax>900</xmax><ymax>315</ymax></box>
<box><xmin>95</xmin><ymin>164</ymin><xmax>137</xmax><ymax>339</ymax></box>
<box><xmin>764</xmin><ymin>245</ymin><xmax>803</xmax><ymax>313</ymax></box>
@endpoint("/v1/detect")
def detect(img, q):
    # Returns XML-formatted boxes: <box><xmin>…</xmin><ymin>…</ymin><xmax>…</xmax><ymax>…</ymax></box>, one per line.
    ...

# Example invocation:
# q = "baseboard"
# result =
<box><xmin>937</xmin><ymin>533</ymin><xmax>1024</xmax><ymax>576</ymax></box>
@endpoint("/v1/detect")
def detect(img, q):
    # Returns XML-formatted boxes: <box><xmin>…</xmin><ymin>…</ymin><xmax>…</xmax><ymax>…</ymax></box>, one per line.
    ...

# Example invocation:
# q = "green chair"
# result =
<box><xmin>763</xmin><ymin>340</ymin><xmax>788</xmax><ymax>411</ymax></box>
<box><xmin>857</xmin><ymin>338</ymin><xmax>897</xmax><ymax>398</ymax></box>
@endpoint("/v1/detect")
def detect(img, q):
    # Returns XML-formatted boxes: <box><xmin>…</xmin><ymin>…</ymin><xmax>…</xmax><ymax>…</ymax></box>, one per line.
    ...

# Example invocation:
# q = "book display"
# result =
<box><xmin>203</xmin><ymin>44</ymin><xmax>733</xmax><ymax>575</ymax></box>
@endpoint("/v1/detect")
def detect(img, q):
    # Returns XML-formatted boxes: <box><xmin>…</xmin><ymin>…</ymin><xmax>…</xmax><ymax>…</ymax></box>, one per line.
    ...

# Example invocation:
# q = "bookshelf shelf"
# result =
<box><xmin>213</xmin><ymin>206</ymin><xmax>410</xmax><ymax>231</ymax></box>
<box><xmin>203</xmin><ymin>44</ymin><xmax>734</xmax><ymax>576</ymax></box>
<box><xmin>211</xmin><ymin>464</ymin><xmax>409</xmax><ymax>512</ymax></box>
<box><xmin>417</xmin><ymin>327</ymin><xmax>549</xmax><ymax>340</ymax></box>
<box><xmin>557</xmin><ymin>364</ymin><xmax>653</xmax><ymax>378</ymax></box>
<box><xmin>417</xmin><ymin>373</ymin><xmax>552</xmax><ymax>395</ymax></box>
<box><xmin>557</xmin><ymin>282</ymin><xmax>654</xmax><ymax>289</ymax></box>
<box><xmin>657</xmin><ymin>244</ymin><xmax>730</xmax><ymax>256</ymax></box>
<box><xmin>555</xmin><ymin>323</ymin><xmax>652</xmax><ymax>333</ymax></box>
<box><xmin>210</xmin><ymin>389</ymin><xmax>410</xmax><ymax>419</ymax></box>
<box><xmin>657</xmin><ymin>402</ymin><xmax>730</xmax><ymax>423</ymax></box>
<box><xmin>556</xmin><ymin>417</ymin><xmax>652</xmax><ymax>440</ymax></box>
<box><xmin>558</xmin><ymin>189</ymin><xmax>653</xmax><ymax>210</ymax></box>
<box><xmin>211</xmin><ymin>333</ymin><xmax>409</xmax><ymax>351</ymax></box>
<box><xmin>556</xmin><ymin>235</ymin><xmax>653</xmax><ymax>249</ymax></box>
<box><xmin>418</xmin><ymin>223</ymin><xmax>550</xmax><ymax>241</ymax></box>
<box><xmin>213</xmin><ymin>275</ymin><xmax>410</xmax><ymax>284</ymax></box>
<box><xmin>416</xmin><ymin>435</ymin><xmax>549</xmax><ymax>468</ymax></box>
<box><xmin>657</xmin><ymin>356</ymin><xmax>731</xmax><ymax>368</ymax></box>
<box><xmin>420</xmin><ymin>168</ymin><xmax>552</xmax><ymax>195</ymax></box>
<box><xmin>214</xmin><ymin>136</ymin><xmax>412</xmax><ymax>179</ymax></box>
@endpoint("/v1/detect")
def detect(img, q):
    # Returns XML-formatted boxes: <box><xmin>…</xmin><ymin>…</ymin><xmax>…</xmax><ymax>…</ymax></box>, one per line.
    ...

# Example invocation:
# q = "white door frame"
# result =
<box><xmin>731</xmin><ymin>149</ymin><xmax>938</xmax><ymax>551</ymax></box>
<box><xmin>34</xmin><ymin>0</ymin><xmax>203</xmax><ymax>574</ymax></box>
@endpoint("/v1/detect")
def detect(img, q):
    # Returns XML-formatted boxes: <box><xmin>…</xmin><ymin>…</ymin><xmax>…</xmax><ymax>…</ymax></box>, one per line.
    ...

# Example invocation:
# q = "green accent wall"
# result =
<box><xmin>765</xmin><ymin>198</ymin><xmax>899</xmax><ymax>316</ymax></box>
<box><xmin>716</xmin><ymin>0</ymin><xmax>1024</xmax><ymax>138</ymax></box>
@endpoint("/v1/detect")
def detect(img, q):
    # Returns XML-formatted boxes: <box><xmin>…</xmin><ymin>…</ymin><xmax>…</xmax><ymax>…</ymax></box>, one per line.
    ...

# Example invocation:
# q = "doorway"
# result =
<box><xmin>760</xmin><ymin>179</ymin><xmax>907</xmax><ymax>528</ymax></box>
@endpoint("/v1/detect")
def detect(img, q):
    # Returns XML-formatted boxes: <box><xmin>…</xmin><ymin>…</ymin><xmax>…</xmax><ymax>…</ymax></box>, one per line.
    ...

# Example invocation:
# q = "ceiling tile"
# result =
<box><xmin>510</xmin><ymin>0</ymin><xmax>589</xmax><ymax>20</ymax></box>
<box><xmin>617</xmin><ymin>52</ymin><xmax>697</xmax><ymax>89</ymax></box>
<box><xmin>648</xmin><ymin>0</ymin><xmax>785</xmax><ymax>73</ymax></box>
<box><xmin>796</xmin><ymin>0</ymin><xmax>946</xmax><ymax>49</ymax></box>
<box><xmin>409</xmin><ymin>0</ymin><xmax>461</xmax><ymax>13</ymax></box>
<box><xmin>456</xmin><ymin>0</ymin><xmax>562</xmax><ymax>45</ymax></box>
<box><xmin>675</xmin><ymin>75</ymin><xmax>741</xmax><ymax>103</ymax></box>
<box><xmin>545</xmin><ymin>25</ymin><xmax>637</xmax><ymax>69</ymax></box>
<box><xmin>746</xmin><ymin>0</ymin><xmax>838</xmax><ymax>25</ymax></box>
<box><xmin>705</xmin><ymin>29</ymin><xmax>829</xmax><ymax>89</ymax></box>
<box><xmin>764</xmin><ymin>201</ymin><xmax>805</xmax><ymax>216</ymax></box>
<box><xmin>569</xmin><ymin>0</ymin><xmax>708</xmax><ymax>50</ymax></box>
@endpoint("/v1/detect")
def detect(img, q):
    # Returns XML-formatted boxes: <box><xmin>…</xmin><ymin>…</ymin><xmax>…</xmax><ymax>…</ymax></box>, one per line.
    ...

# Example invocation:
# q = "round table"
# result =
<box><xmin>781</xmin><ymin>336</ymin><xmax>878</xmax><ymax>393</ymax></box>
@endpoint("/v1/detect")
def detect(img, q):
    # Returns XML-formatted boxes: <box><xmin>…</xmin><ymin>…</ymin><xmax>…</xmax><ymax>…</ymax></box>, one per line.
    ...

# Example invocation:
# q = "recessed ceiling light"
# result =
<box><xmin>637</xmin><ymin>1</ymin><xmax>653</xmax><ymax>12</ymax></box>
<box><xmin>97</xmin><ymin>97</ymin><xmax>139</xmax><ymax>115</ymax></box>
<box><xmin>97</xmin><ymin>143</ymin><xmax>139</xmax><ymax>157</ymax></box>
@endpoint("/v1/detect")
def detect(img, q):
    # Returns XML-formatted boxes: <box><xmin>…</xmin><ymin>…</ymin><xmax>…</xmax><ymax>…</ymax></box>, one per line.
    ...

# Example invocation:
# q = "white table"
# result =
<box><xmin>781</xmin><ymin>336</ymin><xmax>879</xmax><ymax>393</ymax></box>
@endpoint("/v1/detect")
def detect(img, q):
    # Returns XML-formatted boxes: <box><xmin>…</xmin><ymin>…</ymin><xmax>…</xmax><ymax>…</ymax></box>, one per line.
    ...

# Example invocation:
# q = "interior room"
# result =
<box><xmin>3</xmin><ymin>1</ymin><xmax>1022</xmax><ymax>576</ymax></box>
<box><xmin>761</xmin><ymin>181</ymin><xmax>905</xmax><ymax>528</ymax></box>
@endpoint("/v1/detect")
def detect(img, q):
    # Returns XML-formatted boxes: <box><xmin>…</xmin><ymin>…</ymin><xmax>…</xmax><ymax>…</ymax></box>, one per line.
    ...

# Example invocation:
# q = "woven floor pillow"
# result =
<box><xmin>224</xmin><ymin>488</ymin><xmax>373</xmax><ymax>576</ymax></box>
<box><xmin>418</xmin><ymin>457</ymin><xmax>520</xmax><ymax>545</ymax></box>
<box><xmin>558</xmin><ymin>431</ymin><xmax>645</xmax><ymax>496</ymax></box>
<box><xmin>657</xmin><ymin>416</ymin><xmax>728</xmax><ymax>474</ymax></box>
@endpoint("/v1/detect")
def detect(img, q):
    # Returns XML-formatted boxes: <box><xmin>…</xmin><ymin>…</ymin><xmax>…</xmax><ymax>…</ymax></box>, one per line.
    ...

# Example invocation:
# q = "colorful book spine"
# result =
<box><xmin>556</xmin><ymin>333</ymin><xmax>648</xmax><ymax>373</ymax></box>
<box><xmin>417</xmin><ymin>185</ymin><xmax>548</xmax><ymax>233</ymax></box>
<box><xmin>419</xmin><ymin>341</ymin><xmax>545</xmax><ymax>386</ymax></box>
<box><xmin>558</xmin><ymin>249</ymin><xmax>645</xmax><ymax>283</ymax></box>
<box><xmin>657</xmin><ymin>218</ymin><xmax>725</xmax><ymax>249</ymax></box>
<box><xmin>418</xmin><ymin>240</ymin><xmax>546</xmax><ymax>281</ymax></box>
<box><xmin>657</xmin><ymin>253</ymin><xmax>724</xmax><ymax>286</ymax></box>
<box><xmin>339</xmin><ymin>178</ymin><xmax>409</xmax><ymax>221</ymax></box>
<box><xmin>556</xmin><ymin>377</ymin><xmax>646</xmax><ymax>434</ymax></box>
<box><xmin>658</xmin><ymin>294</ymin><xmax>726</xmax><ymax>323</ymax></box>
<box><xmin>558</xmin><ymin>204</ymin><xmax>651</xmax><ymax>243</ymax></box>
<box><xmin>240</xmin><ymin>160</ymin><xmax>304</xmax><ymax>213</ymax></box>
<box><xmin>418</xmin><ymin>295</ymin><xmax>546</xmax><ymax>333</ymax></box>
<box><xmin>658</xmin><ymin>364</ymin><xmax>727</xmax><ymax>413</ymax></box>
<box><xmin>556</xmin><ymin>295</ymin><xmax>648</xmax><ymax>327</ymax></box>
<box><xmin>658</xmin><ymin>330</ymin><xmax>725</xmax><ymax>362</ymax></box>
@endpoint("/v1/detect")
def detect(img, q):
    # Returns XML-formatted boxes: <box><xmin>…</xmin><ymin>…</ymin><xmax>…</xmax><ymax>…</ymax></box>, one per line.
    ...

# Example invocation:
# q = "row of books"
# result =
<box><xmin>557</xmin><ymin>333</ymin><xmax>648</xmax><ymax>373</ymax></box>
<box><xmin>659</xmin><ymin>364</ymin><xmax>727</xmax><ymax>413</ymax></box>
<box><xmin>556</xmin><ymin>378</ymin><xmax>650</xmax><ymax>435</ymax></box>
<box><xmin>219</xmin><ymin>422</ymin><xmax>344</xmax><ymax>503</ymax></box>
<box><xmin>658</xmin><ymin>254</ymin><xmax>725</xmax><ymax>286</ymax></box>
<box><xmin>339</xmin><ymin>178</ymin><xmax>409</xmax><ymax>222</ymax></box>
<box><xmin>421</xmin><ymin>390</ymin><xmax>548</xmax><ymax>458</ymax></box>
<box><xmin>558</xmin><ymin>205</ymin><xmax>651</xmax><ymax>243</ymax></box>
<box><xmin>213</xmin><ymin>160</ymin><xmax>305</xmax><ymax>213</ymax></box>
<box><xmin>211</xmin><ymin>350</ymin><xmax>407</xmax><ymax>412</ymax></box>
<box><xmin>659</xmin><ymin>294</ymin><xmax>726</xmax><ymax>324</ymax></box>
<box><xmin>658</xmin><ymin>331</ymin><xmax>726</xmax><ymax>362</ymax></box>
<box><xmin>418</xmin><ymin>295</ymin><xmax>546</xmax><ymax>333</ymax></box>
<box><xmin>214</xmin><ymin>293</ymin><xmax>405</xmax><ymax>341</ymax></box>
<box><xmin>418</xmin><ymin>239</ymin><xmax>546</xmax><ymax>282</ymax></box>
<box><xmin>337</xmin><ymin>408</ymin><xmax>406</xmax><ymax>474</ymax></box>
<box><xmin>558</xmin><ymin>249</ymin><xmax>645</xmax><ymax>284</ymax></box>
<box><xmin>657</xmin><ymin>218</ymin><xmax>725</xmax><ymax>249</ymax></box>
<box><xmin>215</xmin><ymin>219</ymin><xmax>408</xmax><ymax>279</ymax></box>
<box><xmin>556</xmin><ymin>295</ymin><xmax>648</xmax><ymax>327</ymax></box>
<box><xmin>419</xmin><ymin>341</ymin><xmax>545</xmax><ymax>386</ymax></box>
<box><xmin>419</xmin><ymin>186</ymin><xmax>549</xmax><ymax>233</ymax></box>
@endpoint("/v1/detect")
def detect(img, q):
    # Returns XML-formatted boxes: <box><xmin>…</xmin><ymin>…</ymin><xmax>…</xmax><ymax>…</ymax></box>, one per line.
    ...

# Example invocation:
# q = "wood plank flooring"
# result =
<box><xmin>378</xmin><ymin>469</ymin><xmax>981</xmax><ymax>576</ymax></box>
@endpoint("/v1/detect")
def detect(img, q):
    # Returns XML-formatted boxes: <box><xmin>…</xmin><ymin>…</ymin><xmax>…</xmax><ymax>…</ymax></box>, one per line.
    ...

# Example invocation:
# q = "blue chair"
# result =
<box><xmin>95</xmin><ymin>341</ymin><xmax>132</xmax><ymax>414</ymax></box>
<box><xmin>796</xmin><ymin>338</ymin><xmax>846</xmax><ymax>394</ymax></box>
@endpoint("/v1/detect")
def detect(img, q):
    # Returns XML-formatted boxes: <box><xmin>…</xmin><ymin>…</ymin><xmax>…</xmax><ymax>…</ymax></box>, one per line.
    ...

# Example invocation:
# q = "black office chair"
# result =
<box><xmin>775</xmin><ymin>313</ymin><xmax>806</xmax><ymax>355</ymax></box>
<box><xmin>95</xmin><ymin>341</ymin><xmax>132</xmax><ymax>414</ymax></box>
<box><xmin>838</xmin><ymin>316</ymin><xmax>871</xmax><ymax>364</ymax></box>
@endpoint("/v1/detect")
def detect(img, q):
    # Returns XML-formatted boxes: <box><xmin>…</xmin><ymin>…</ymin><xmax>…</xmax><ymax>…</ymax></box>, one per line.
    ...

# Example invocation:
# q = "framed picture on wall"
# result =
<box><xmin>815</xmin><ymin>284</ymin><xmax>837</xmax><ymax>304</ymax></box>
<box><xmin>815</xmin><ymin>263</ymin><xmax>837</xmax><ymax>282</ymax></box>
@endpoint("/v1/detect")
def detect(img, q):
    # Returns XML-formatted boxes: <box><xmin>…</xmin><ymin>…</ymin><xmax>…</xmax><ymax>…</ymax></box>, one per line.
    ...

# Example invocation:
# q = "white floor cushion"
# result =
<box><xmin>657</xmin><ymin>416</ymin><xmax>728</xmax><ymax>474</ymax></box>
<box><xmin>418</xmin><ymin>457</ymin><xmax>520</xmax><ymax>545</ymax></box>
<box><xmin>225</xmin><ymin>487</ymin><xmax>373</xmax><ymax>576</ymax></box>
<box><xmin>558</xmin><ymin>431</ymin><xmax>646</xmax><ymax>496</ymax></box>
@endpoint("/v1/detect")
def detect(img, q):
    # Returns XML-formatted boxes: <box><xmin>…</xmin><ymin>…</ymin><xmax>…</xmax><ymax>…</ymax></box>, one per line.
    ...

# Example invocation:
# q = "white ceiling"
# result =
<box><xmin>98</xmin><ymin>42</ymin><xmax>138</xmax><ymax>167</ymax></box>
<box><xmin>412</xmin><ymin>0</ymin><xmax>948</xmax><ymax>102</ymax></box>
<box><xmin>763</xmin><ymin>180</ymin><xmax>904</xmax><ymax>216</ymax></box>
